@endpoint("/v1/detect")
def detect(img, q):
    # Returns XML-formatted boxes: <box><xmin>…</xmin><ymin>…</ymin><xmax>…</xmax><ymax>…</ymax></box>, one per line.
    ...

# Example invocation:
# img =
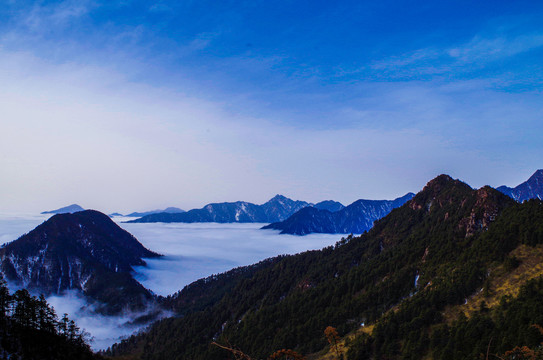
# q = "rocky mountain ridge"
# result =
<box><xmin>497</xmin><ymin>169</ymin><xmax>543</xmax><ymax>202</ymax></box>
<box><xmin>262</xmin><ymin>192</ymin><xmax>415</xmax><ymax>235</ymax></box>
<box><xmin>128</xmin><ymin>195</ymin><xmax>311</xmax><ymax>223</ymax></box>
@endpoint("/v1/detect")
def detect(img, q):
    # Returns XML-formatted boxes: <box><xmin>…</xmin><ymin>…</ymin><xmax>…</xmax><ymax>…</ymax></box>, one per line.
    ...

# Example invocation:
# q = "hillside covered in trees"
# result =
<box><xmin>105</xmin><ymin>175</ymin><xmax>543</xmax><ymax>359</ymax></box>
<box><xmin>0</xmin><ymin>210</ymin><xmax>161</xmax><ymax>315</ymax></box>
<box><xmin>0</xmin><ymin>276</ymin><xmax>100</xmax><ymax>359</ymax></box>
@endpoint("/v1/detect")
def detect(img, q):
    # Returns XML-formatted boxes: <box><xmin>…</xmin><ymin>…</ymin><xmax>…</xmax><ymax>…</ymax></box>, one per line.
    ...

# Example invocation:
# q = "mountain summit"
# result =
<box><xmin>41</xmin><ymin>204</ymin><xmax>85</xmax><ymax>214</ymax></box>
<box><xmin>498</xmin><ymin>169</ymin><xmax>543</xmax><ymax>202</ymax></box>
<box><xmin>0</xmin><ymin>210</ymin><xmax>160</xmax><ymax>313</ymax></box>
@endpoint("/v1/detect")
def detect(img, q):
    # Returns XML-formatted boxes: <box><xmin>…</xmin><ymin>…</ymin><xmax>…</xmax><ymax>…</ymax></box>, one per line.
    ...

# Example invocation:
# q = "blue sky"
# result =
<box><xmin>1</xmin><ymin>1</ymin><xmax>542</xmax><ymax>213</ymax></box>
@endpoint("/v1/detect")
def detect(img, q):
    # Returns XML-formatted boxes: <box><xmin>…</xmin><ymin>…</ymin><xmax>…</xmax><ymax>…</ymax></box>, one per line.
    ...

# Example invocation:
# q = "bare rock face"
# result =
<box><xmin>405</xmin><ymin>175</ymin><xmax>514</xmax><ymax>239</ymax></box>
<box><xmin>461</xmin><ymin>186</ymin><xmax>505</xmax><ymax>237</ymax></box>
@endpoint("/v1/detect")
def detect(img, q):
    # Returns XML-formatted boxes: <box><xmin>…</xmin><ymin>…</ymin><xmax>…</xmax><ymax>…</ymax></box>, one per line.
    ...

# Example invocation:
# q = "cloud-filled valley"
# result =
<box><xmin>0</xmin><ymin>214</ymin><xmax>343</xmax><ymax>350</ymax></box>
<box><xmin>124</xmin><ymin>221</ymin><xmax>343</xmax><ymax>296</ymax></box>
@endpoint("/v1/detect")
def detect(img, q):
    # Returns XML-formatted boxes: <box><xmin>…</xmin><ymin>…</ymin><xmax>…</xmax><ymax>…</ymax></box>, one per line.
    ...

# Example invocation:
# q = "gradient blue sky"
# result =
<box><xmin>1</xmin><ymin>0</ymin><xmax>542</xmax><ymax>213</ymax></box>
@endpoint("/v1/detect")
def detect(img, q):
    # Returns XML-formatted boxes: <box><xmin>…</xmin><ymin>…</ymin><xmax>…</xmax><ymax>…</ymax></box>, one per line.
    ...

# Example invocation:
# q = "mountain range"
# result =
<box><xmin>0</xmin><ymin>210</ymin><xmax>160</xmax><ymax>314</ymax></box>
<box><xmin>6</xmin><ymin>170</ymin><xmax>543</xmax><ymax>360</ymax></box>
<box><xmin>263</xmin><ymin>192</ymin><xmax>415</xmax><ymax>235</ymax></box>
<box><xmin>128</xmin><ymin>195</ymin><xmax>311</xmax><ymax>223</ymax></box>
<box><xmin>127</xmin><ymin>194</ymin><xmax>412</xmax><ymax>235</ymax></box>
<box><xmin>497</xmin><ymin>169</ymin><xmax>543</xmax><ymax>202</ymax></box>
<box><xmin>106</xmin><ymin>174</ymin><xmax>543</xmax><ymax>360</ymax></box>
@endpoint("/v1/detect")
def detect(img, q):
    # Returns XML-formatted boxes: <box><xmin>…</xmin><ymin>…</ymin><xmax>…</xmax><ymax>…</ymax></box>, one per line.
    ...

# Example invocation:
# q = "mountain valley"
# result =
<box><xmin>106</xmin><ymin>174</ymin><xmax>543</xmax><ymax>360</ymax></box>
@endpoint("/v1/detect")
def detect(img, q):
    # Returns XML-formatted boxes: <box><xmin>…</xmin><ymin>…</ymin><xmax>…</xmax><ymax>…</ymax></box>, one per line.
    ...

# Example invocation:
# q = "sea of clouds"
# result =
<box><xmin>121</xmin><ymin>220</ymin><xmax>343</xmax><ymax>296</ymax></box>
<box><xmin>0</xmin><ymin>214</ymin><xmax>344</xmax><ymax>350</ymax></box>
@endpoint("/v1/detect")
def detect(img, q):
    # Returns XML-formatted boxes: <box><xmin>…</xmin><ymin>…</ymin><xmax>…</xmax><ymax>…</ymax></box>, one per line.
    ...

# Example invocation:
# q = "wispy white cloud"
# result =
<box><xmin>1</xmin><ymin>46</ymin><xmax>541</xmax><ymax>213</ymax></box>
<box><xmin>20</xmin><ymin>0</ymin><xmax>94</xmax><ymax>33</ymax></box>
<box><xmin>46</xmin><ymin>290</ymin><xmax>169</xmax><ymax>351</ymax></box>
<box><xmin>368</xmin><ymin>32</ymin><xmax>543</xmax><ymax>79</ymax></box>
<box><xmin>370</xmin><ymin>48</ymin><xmax>442</xmax><ymax>71</ymax></box>
<box><xmin>187</xmin><ymin>32</ymin><xmax>220</xmax><ymax>52</ymax></box>
<box><xmin>148</xmin><ymin>2</ymin><xmax>172</xmax><ymax>13</ymax></box>
<box><xmin>0</xmin><ymin>5</ymin><xmax>542</xmax><ymax>213</ymax></box>
<box><xmin>448</xmin><ymin>33</ymin><xmax>543</xmax><ymax>63</ymax></box>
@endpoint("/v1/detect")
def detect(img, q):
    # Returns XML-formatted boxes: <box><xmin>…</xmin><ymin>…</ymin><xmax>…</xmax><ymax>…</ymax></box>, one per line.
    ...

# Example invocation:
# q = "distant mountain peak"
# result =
<box><xmin>163</xmin><ymin>207</ymin><xmax>184</xmax><ymax>213</ymax></box>
<box><xmin>267</xmin><ymin>194</ymin><xmax>289</xmax><ymax>203</ymax></box>
<box><xmin>528</xmin><ymin>169</ymin><xmax>543</xmax><ymax>181</ymax></box>
<box><xmin>497</xmin><ymin>169</ymin><xmax>543</xmax><ymax>202</ymax></box>
<box><xmin>314</xmin><ymin>200</ymin><xmax>345</xmax><ymax>213</ymax></box>
<box><xmin>41</xmin><ymin>204</ymin><xmax>85</xmax><ymax>214</ymax></box>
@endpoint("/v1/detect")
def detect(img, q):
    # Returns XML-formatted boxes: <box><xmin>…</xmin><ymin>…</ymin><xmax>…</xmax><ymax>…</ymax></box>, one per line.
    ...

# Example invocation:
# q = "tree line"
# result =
<box><xmin>0</xmin><ymin>276</ymin><xmax>99</xmax><ymax>359</ymax></box>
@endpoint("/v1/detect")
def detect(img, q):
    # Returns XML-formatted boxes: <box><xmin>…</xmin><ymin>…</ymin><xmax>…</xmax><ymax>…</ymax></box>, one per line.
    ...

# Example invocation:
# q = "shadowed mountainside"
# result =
<box><xmin>0</xmin><ymin>210</ymin><xmax>161</xmax><ymax>314</ymax></box>
<box><xmin>128</xmin><ymin>195</ymin><xmax>310</xmax><ymax>224</ymax></box>
<box><xmin>262</xmin><ymin>192</ymin><xmax>414</xmax><ymax>235</ymax></box>
<box><xmin>498</xmin><ymin>169</ymin><xmax>543</xmax><ymax>202</ymax></box>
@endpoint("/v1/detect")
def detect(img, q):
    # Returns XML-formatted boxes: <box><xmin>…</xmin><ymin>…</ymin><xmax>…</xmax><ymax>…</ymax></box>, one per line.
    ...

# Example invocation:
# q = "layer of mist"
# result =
<box><xmin>46</xmin><ymin>291</ymin><xmax>170</xmax><ymax>350</ymax></box>
<box><xmin>122</xmin><ymin>222</ymin><xmax>343</xmax><ymax>296</ymax></box>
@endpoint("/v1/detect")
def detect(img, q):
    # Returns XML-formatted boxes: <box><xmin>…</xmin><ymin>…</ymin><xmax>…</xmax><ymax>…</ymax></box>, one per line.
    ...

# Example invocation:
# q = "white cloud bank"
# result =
<box><xmin>125</xmin><ymin>222</ymin><xmax>343</xmax><ymax>296</ymax></box>
<box><xmin>46</xmin><ymin>290</ymin><xmax>169</xmax><ymax>351</ymax></box>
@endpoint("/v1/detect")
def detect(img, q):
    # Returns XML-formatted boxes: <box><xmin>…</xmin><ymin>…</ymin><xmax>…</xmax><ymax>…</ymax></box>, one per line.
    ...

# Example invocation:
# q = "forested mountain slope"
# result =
<box><xmin>0</xmin><ymin>277</ymin><xmax>101</xmax><ymax>360</ymax></box>
<box><xmin>108</xmin><ymin>175</ymin><xmax>543</xmax><ymax>360</ymax></box>
<box><xmin>0</xmin><ymin>210</ymin><xmax>161</xmax><ymax>314</ymax></box>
